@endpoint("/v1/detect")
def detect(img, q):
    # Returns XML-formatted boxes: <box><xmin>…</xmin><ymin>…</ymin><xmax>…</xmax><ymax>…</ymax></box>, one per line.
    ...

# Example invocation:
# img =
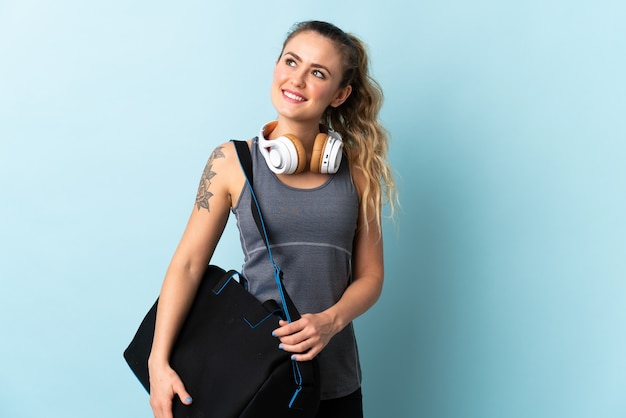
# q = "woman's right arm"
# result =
<box><xmin>147</xmin><ymin>142</ymin><xmax>244</xmax><ymax>418</ymax></box>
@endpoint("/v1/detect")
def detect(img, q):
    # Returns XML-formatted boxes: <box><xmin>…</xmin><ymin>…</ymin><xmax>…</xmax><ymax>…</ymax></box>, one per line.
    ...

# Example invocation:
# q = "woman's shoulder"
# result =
<box><xmin>200</xmin><ymin>140</ymin><xmax>250</xmax><ymax>206</ymax></box>
<box><xmin>207</xmin><ymin>139</ymin><xmax>252</xmax><ymax>169</ymax></box>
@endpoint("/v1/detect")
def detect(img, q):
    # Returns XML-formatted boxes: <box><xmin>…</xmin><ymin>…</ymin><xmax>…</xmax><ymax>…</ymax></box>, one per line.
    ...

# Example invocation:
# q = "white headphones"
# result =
<box><xmin>258</xmin><ymin>121</ymin><xmax>343</xmax><ymax>174</ymax></box>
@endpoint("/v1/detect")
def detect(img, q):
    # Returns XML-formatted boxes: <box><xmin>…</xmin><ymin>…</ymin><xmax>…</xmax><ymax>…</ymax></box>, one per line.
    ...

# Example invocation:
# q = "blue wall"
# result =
<box><xmin>1</xmin><ymin>1</ymin><xmax>624</xmax><ymax>417</ymax></box>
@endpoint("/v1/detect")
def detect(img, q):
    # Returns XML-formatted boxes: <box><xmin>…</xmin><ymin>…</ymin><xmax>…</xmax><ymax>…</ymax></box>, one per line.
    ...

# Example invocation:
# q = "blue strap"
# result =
<box><xmin>232</xmin><ymin>140</ymin><xmax>309</xmax><ymax>407</ymax></box>
<box><xmin>232</xmin><ymin>140</ymin><xmax>294</xmax><ymax>323</ymax></box>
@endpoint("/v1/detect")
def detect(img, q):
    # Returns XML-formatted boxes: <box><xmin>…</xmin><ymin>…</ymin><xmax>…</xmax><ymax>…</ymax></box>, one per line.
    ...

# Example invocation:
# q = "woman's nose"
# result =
<box><xmin>291</xmin><ymin>70</ymin><xmax>305</xmax><ymax>87</ymax></box>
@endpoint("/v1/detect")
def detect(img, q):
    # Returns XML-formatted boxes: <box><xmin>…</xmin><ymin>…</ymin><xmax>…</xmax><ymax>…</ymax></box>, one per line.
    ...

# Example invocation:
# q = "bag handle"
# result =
<box><xmin>232</xmin><ymin>140</ymin><xmax>301</xmax><ymax>323</ymax></box>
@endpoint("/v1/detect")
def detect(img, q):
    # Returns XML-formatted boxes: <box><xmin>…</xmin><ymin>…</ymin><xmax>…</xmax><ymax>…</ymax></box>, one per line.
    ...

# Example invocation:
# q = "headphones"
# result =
<box><xmin>258</xmin><ymin>121</ymin><xmax>343</xmax><ymax>174</ymax></box>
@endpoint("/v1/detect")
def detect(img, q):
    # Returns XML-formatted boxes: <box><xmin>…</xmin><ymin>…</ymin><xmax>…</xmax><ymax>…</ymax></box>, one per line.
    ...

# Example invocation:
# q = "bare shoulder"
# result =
<box><xmin>195</xmin><ymin>140</ymin><xmax>248</xmax><ymax>212</ymax></box>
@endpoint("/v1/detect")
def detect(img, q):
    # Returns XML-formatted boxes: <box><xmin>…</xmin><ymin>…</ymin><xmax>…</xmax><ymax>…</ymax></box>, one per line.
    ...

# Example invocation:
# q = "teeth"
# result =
<box><xmin>284</xmin><ymin>91</ymin><xmax>305</xmax><ymax>101</ymax></box>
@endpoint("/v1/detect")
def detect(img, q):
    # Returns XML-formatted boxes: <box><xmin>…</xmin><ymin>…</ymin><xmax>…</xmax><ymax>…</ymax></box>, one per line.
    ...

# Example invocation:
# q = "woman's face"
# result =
<box><xmin>271</xmin><ymin>31</ymin><xmax>351</xmax><ymax>125</ymax></box>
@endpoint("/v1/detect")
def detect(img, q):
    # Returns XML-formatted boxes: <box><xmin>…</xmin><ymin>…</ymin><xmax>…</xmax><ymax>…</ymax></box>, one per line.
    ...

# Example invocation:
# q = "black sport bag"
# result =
<box><xmin>123</xmin><ymin>140</ymin><xmax>320</xmax><ymax>417</ymax></box>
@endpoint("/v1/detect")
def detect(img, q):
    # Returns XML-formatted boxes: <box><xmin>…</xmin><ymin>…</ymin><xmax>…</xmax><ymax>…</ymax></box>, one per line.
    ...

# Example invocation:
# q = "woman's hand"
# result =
<box><xmin>272</xmin><ymin>312</ymin><xmax>340</xmax><ymax>361</ymax></box>
<box><xmin>148</xmin><ymin>362</ymin><xmax>193</xmax><ymax>418</ymax></box>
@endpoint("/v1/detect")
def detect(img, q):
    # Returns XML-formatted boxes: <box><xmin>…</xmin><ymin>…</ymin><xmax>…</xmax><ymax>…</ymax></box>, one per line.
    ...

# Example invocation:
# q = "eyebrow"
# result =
<box><xmin>283</xmin><ymin>51</ymin><xmax>333</xmax><ymax>77</ymax></box>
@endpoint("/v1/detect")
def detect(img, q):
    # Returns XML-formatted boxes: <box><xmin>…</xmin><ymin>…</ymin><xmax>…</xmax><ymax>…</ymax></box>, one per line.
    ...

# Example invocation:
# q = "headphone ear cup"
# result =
<box><xmin>258</xmin><ymin>121</ymin><xmax>307</xmax><ymax>174</ymax></box>
<box><xmin>311</xmin><ymin>132</ymin><xmax>343</xmax><ymax>174</ymax></box>
<box><xmin>310</xmin><ymin>133</ymin><xmax>329</xmax><ymax>174</ymax></box>
<box><xmin>280</xmin><ymin>134</ymin><xmax>307</xmax><ymax>174</ymax></box>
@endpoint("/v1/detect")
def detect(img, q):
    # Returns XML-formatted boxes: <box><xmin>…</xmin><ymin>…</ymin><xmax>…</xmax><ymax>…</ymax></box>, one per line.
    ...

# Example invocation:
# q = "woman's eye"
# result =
<box><xmin>313</xmin><ymin>70</ymin><xmax>326</xmax><ymax>79</ymax></box>
<box><xmin>285</xmin><ymin>58</ymin><xmax>296</xmax><ymax>67</ymax></box>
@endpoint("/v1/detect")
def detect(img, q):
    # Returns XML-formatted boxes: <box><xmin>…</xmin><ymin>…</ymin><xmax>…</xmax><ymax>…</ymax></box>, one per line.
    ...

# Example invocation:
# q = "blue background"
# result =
<box><xmin>1</xmin><ymin>1</ymin><xmax>625</xmax><ymax>417</ymax></box>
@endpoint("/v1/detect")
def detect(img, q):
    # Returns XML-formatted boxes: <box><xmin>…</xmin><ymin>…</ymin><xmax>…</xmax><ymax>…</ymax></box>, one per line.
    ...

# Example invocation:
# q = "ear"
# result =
<box><xmin>329</xmin><ymin>85</ymin><xmax>352</xmax><ymax>108</ymax></box>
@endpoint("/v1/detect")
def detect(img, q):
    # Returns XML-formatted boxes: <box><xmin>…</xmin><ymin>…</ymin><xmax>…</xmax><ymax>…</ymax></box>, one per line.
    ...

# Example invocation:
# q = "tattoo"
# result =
<box><xmin>195</xmin><ymin>146</ymin><xmax>225</xmax><ymax>212</ymax></box>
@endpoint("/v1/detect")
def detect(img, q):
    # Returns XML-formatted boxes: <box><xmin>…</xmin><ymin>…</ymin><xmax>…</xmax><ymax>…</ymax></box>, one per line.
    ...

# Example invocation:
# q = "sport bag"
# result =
<box><xmin>123</xmin><ymin>140</ymin><xmax>320</xmax><ymax>417</ymax></box>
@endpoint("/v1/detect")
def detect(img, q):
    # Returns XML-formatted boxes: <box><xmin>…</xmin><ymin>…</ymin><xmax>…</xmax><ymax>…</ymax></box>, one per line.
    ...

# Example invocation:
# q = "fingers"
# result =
<box><xmin>150</xmin><ymin>390</ymin><xmax>193</xmax><ymax>418</ymax></box>
<box><xmin>150</xmin><ymin>391</ymin><xmax>193</xmax><ymax>418</ymax></box>
<box><xmin>149</xmin><ymin>393</ymin><xmax>174</xmax><ymax>418</ymax></box>
<box><xmin>273</xmin><ymin>319</ymin><xmax>300</xmax><ymax>338</ymax></box>
<box><xmin>175</xmin><ymin>382</ymin><xmax>193</xmax><ymax>406</ymax></box>
<box><xmin>289</xmin><ymin>347</ymin><xmax>319</xmax><ymax>362</ymax></box>
<box><xmin>272</xmin><ymin>314</ymin><xmax>331</xmax><ymax>361</ymax></box>
<box><xmin>149</xmin><ymin>366</ymin><xmax>192</xmax><ymax>418</ymax></box>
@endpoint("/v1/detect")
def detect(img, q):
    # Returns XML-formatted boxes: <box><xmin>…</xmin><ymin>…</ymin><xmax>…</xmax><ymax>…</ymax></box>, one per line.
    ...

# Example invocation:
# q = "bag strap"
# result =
<box><xmin>232</xmin><ymin>140</ymin><xmax>301</xmax><ymax>322</ymax></box>
<box><xmin>233</xmin><ymin>139</ymin><xmax>312</xmax><ymax>409</ymax></box>
<box><xmin>233</xmin><ymin>140</ymin><xmax>266</xmax><ymax>248</ymax></box>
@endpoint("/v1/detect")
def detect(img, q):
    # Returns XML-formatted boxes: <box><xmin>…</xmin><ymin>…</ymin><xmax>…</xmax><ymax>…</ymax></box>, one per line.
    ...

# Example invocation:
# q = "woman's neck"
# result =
<box><xmin>271</xmin><ymin>119</ymin><xmax>321</xmax><ymax>148</ymax></box>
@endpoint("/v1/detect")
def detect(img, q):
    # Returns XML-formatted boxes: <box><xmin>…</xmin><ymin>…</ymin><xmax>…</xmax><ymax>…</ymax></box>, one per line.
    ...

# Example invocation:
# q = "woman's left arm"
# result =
<box><xmin>273</xmin><ymin>170</ymin><xmax>384</xmax><ymax>361</ymax></box>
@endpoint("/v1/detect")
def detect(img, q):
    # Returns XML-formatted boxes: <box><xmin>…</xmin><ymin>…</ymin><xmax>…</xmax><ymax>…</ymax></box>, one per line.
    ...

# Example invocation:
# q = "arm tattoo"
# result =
<box><xmin>195</xmin><ymin>146</ymin><xmax>225</xmax><ymax>212</ymax></box>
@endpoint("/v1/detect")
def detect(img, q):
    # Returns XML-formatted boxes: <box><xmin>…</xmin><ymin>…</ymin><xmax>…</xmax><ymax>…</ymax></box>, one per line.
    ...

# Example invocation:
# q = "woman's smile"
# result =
<box><xmin>282</xmin><ymin>89</ymin><xmax>307</xmax><ymax>103</ymax></box>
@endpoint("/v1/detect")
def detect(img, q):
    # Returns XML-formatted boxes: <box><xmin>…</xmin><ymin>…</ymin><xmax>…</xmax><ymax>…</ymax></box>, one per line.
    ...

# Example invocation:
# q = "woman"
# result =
<box><xmin>147</xmin><ymin>20</ymin><xmax>397</xmax><ymax>418</ymax></box>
